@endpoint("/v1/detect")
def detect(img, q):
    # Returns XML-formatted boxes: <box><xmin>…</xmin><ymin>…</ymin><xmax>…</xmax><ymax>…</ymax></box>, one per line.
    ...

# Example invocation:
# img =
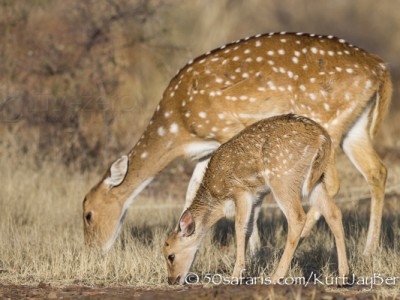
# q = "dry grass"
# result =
<box><xmin>0</xmin><ymin>149</ymin><xmax>399</xmax><ymax>296</ymax></box>
<box><xmin>1</xmin><ymin>0</ymin><xmax>400</xmax><ymax>170</ymax></box>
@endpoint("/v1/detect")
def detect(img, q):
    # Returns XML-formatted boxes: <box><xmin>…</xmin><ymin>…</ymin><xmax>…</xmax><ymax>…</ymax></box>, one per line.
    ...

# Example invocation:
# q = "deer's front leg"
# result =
<box><xmin>249</xmin><ymin>195</ymin><xmax>264</xmax><ymax>258</ymax></box>
<box><xmin>184</xmin><ymin>158</ymin><xmax>211</xmax><ymax>209</ymax></box>
<box><xmin>232</xmin><ymin>191</ymin><xmax>254</xmax><ymax>279</ymax></box>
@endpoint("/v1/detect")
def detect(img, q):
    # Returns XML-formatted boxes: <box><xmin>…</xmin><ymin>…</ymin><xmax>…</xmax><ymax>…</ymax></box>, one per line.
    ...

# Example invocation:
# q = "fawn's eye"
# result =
<box><xmin>168</xmin><ymin>254</ymin><xmax>175</xmax><ymax>263</ymax></box>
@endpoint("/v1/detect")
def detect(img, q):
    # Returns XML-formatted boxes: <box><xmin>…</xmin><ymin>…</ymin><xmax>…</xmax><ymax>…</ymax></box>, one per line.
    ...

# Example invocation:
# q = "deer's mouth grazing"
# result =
<box><xmin>168</xmin><ymin>275</ymin><xmax>181</xmax><ymax>285</ymax></box>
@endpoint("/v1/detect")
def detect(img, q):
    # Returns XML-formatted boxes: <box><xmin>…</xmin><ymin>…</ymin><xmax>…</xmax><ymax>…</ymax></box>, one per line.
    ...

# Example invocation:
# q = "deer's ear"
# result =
<box><xmin>104</xmin><ymin>155</ymin><xmax>128</xmax><ymax>187</ymax></box>
<box><xmin>179</xmin><ymin>210</ymin><xmax>195</xmax><ymax>237</ymax></box>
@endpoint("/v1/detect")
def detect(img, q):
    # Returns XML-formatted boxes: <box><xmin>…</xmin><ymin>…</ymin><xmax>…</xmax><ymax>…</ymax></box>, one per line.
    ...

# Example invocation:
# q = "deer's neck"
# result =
<box><xmin>114</xmin><ymin>121</ymin><xmax>188</xmax><ymax>207</ymax></box>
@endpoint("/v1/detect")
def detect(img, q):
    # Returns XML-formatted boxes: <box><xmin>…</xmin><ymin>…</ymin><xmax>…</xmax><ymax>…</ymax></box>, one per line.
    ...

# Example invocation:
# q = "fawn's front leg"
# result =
<box><xmin>232</xmin><ymin>191</ymin><xmax>255</xmax><ymax>279</ymax></box>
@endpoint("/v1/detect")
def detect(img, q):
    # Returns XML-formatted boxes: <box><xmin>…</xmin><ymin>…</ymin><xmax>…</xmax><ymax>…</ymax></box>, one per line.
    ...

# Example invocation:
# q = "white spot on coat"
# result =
<box><xmin>170</xmin><ymin>123</ymin><xmax>179</xmax><ymax>134</ymax></box>
<box><xmin>199</xmin><ymin>112</ymin><xmax>207</xmax><ymax>118</ymax></box>
<box><xmin>158</xmin><ymin>127</ymin><xmax>165</xmax><ymax>136</ymax></box>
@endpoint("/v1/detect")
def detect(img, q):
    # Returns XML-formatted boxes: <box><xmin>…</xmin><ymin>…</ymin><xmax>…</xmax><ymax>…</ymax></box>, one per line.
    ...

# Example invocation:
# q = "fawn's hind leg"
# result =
<box><xmin>270</xmin><ymin>186</ymin><xmax>306</xmax><ymax>282</ymax></box>
<box><xmin>301</xmin><ymin>150</ymin><xmax>340</xmax><ymax>238</ymax></box>
<box><xmin>310</xmin><ymin>182</ymin><xmax>349</xmax><ymax>279</ymax></box>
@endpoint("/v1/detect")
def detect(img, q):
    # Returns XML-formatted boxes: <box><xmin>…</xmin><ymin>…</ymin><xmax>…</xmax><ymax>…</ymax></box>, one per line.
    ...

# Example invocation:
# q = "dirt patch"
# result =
<box><xmin>0</xmin><ymin>283</ymin><xmax>384</xmax><ymax>300</ymax></box>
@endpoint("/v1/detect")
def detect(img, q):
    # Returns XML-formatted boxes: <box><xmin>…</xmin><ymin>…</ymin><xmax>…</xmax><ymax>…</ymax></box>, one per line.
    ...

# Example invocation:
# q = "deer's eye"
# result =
<box><xmin>168</xmin><ymin>254</ymin><xmax>175</xmax><ymax>263</ymax></box>
<box><xmin>85</xmin><ymin>212</ymin><xmax>93</xmax><ymax>224</ymax></box>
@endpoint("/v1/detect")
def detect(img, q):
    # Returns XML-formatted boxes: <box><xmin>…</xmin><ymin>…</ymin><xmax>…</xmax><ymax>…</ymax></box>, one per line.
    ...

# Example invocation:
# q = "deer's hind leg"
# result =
<box><xmin>342</xmin><ymin>113</ymin><xmax>387</xmax><ymax>255</ymax></box>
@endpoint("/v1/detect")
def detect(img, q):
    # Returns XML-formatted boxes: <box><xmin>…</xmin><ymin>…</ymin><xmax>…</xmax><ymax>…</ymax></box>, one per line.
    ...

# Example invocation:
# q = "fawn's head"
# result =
<box><xmin>163</xmin><ymin>210</ymin><xmax>201</xmax><ymax>285</ymax></box>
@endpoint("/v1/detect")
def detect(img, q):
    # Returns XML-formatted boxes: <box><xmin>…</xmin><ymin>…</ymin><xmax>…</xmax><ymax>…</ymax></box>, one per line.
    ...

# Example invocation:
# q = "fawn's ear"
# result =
<box><xmin>104</xmin><ymin>155</ymin><xmax>128</xmax><ymax>187</ymax></box>
<box><xmin>179</xmin><ymin>210</ymin><xmax>195</xmax><ymax>237</ymax></box>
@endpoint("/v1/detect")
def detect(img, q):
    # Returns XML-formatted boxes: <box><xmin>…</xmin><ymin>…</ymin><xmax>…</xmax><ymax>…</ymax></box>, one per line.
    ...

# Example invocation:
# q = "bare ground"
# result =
<box><xmin>0</xmin><ymin>283</ymin><xmax>389</xmax><ymax>300</ymax></box>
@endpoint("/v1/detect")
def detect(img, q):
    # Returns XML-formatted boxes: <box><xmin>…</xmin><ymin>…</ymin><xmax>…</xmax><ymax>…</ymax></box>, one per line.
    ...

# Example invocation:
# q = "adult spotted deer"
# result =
<box><xmin>83</xmin><ymin>32</ymin><xmax>391</xmax><ymax>255</ymax></box>
<box><xmin>163</xmin><ymin>114</ymin><xmax>349</xmax><ymax>284</ymax></box>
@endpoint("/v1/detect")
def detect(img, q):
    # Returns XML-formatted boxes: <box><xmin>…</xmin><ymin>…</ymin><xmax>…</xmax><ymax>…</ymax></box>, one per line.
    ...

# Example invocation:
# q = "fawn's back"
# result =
<box><xmin>195</xmin><ymin>114</ymin><xmax>331</xmax><ymax>203</ymax></box>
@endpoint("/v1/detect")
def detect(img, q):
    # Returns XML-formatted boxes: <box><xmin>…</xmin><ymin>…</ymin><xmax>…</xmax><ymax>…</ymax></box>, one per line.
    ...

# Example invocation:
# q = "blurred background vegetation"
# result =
<box><xmin>0</xmin><ymin>0</ymin><xmax>399</xmax><ymax>175</ymax></box>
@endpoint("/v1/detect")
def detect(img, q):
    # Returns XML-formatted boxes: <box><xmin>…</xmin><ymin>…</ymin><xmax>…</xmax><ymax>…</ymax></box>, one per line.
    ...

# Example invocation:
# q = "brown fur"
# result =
<box><xmin>369</xmin><ymin>69</ymin><xmax>392</xmax><ymax>138</ymax></box>
<box><xmin>164</xmin><ymin>114</ymin><xmax>349</xmax><ymax>285</ymax></box>
<box><xmin>83</xmin><ymin>32</ymin><xmax>391</xmax><ymax>254</ymax></box>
